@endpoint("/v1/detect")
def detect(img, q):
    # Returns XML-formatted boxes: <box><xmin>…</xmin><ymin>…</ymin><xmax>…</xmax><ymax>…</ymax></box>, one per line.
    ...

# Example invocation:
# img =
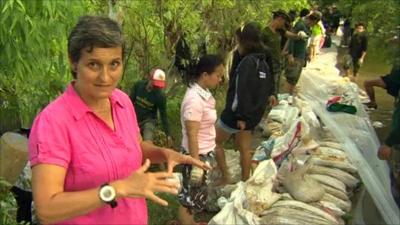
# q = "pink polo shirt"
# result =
<box><xmin>29</xmin><ymin>84</ymin><xmax>147</xmax><ymax>224</ymax></box>
<box><xmin>181</xmin><ymin>83</ymin><xmax>217</xmax><ymax>154</ymax></box>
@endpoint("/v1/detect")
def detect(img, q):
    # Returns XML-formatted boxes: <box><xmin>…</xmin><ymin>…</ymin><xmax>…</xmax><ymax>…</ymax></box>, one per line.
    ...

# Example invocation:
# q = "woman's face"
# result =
<box><xmin>72</xmin><ymin>47</ymin><xmax>123</xmax><ymax>103</ymax></box>
<box><xmin>203</xmin><ymin>64</ymin><xmax>224</xmax><ymax>89</ymax></box>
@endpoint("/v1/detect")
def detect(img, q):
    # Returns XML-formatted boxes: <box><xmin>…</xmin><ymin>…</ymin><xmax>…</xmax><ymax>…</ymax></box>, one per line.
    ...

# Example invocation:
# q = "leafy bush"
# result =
<box><xmin>0</xmin><ymin>178</ymin><xmax>19</xmax><ymax>225</ymax></box>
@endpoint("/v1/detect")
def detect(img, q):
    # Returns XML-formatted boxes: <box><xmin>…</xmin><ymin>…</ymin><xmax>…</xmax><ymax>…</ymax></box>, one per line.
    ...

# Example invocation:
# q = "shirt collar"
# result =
<box><xmin>191</xmin><ymin>83</ymin><xmax>212</xmax><ymax>100</ymax></box>
<box><xmin>64</xmin><ymin>83</ymin><xmax>124</xmax><ymax>121</ymax></box>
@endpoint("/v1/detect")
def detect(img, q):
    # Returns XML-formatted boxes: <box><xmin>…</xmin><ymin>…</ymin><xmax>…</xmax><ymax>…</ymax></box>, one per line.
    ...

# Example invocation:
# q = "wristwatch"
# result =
<box><xmin>99</xmin><ymin>183</ymin><xmax>118</xmax><ymax>208</ymax></box>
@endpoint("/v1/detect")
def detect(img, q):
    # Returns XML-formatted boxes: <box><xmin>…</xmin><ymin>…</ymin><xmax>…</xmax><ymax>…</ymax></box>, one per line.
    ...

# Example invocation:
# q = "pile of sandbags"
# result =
<box><xmin>211</xmin><ymin>94</ymin><xmax>362</xmax><ymax>225</ymax></box>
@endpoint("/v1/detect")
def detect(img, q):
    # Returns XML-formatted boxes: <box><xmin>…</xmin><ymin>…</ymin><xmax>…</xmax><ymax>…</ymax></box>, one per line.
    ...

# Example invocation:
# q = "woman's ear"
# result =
<box><xmin>68</xmin><ymin>57</ymin><xmax>77</xmax><ymax>72</ymax></box>
<box><xmin>200</xmin><ymin>71</ymin><xmax>208</xmax><ymax>79</ymax></box>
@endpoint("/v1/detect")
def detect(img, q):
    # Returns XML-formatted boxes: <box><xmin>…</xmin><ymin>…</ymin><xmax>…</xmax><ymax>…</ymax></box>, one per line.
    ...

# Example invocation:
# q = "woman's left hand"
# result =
<box><xmin>161</xmin><ymin>148</ymin><xmax>211</xmax><ymax>174</ymax></box>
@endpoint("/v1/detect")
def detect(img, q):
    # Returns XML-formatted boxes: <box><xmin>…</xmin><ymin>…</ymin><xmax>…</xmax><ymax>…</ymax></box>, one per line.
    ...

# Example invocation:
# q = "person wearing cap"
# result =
<box><xmin>261</xmin><ymin>10</ymin><xmax>307</xmax><ymax>99</ymax></box>
<box><xmin>130</xmin><ymin>69</ymin><xmax>173</xmax><ymax>147</ymax></box>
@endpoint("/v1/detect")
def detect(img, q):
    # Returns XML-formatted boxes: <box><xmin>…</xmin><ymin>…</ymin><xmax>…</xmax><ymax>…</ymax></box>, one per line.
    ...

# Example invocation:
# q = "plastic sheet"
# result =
<box><xmin>297</xmin><ymin>42</ymin><xmax>400</xmax><ymax>225</ymax></box>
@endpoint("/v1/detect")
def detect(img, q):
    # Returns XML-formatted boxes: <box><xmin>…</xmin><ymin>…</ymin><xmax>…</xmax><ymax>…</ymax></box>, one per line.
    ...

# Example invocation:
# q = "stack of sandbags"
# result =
<box><xmin>272</xmin><ymin>138</ymin><xmax>360</xmax><ymax>220</ymax></box>
<box><xmin>0</xmin><ymin>132</ymin><xmax>29</xmax><ymax>184</ymax></box>
<box><xmin>260</xmin><ymin>200</ymin><xmax>342</xmax><ymax>225</ymax></box>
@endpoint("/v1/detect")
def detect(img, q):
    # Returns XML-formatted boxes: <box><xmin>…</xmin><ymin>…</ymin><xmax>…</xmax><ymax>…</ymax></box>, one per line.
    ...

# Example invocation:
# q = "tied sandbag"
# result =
<box><xmin>282</xmin><ymin>163</ymin><xmax>325</xmax><ymax>203</ymax></box>
<box><xmin>0</xmin><ymin>132</ymin><xmax>29</xmax><ymax>184</ymax></box>
<box><xmin>321</xmin><ymin>193</ymin><xmax>352</xmax><ymax>212</ymax></box>
<box><xmin>260</xmin><ymin>207</ymin><xmax>337</xmax><ymax>225</ymax></box>
<box><xmin>320</xmin><ymin>184</ymin><xmax>349</xmax><ymax>201</ymax></box>
<box><xmin>245</xmin><ymin>160</ymin><xmax>281</xmax><ymax>215</ymax></box>
<box><xmin>317</xmin><ymin>201</ymin><xmax>346</xmax><ymax>217</ymax></box>
<box><xmin>310</xmin><ymin>156</ymin><xmax>357</xmax><ymax>174</ymax></box>
<box><xmin>318</xmin><ymin>141</ymin><xmax>344</xmax><ymax>151</ymax></box>
<box><xmin>309</xmin><ymin>165</ymin><xmax>360</xmax><ymax>188</ymax></box>
<box><xmin>316</xmin><ymin>147</ymin><xmax>347</xmax><ymax>159</ymax></box>
<box><xmin>270</xmin><ymin>200</ymin><xmax>339</xmax><ymax>224</ymax></box>
<box><xmin>307</xmin><ymin>174</ymin><xmax>347</xmax><ymax>194</ymax></box>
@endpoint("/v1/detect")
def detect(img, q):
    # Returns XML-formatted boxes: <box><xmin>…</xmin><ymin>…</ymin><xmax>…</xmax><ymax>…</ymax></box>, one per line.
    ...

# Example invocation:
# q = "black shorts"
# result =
<box><xmin>381</xmin><ymin>74</ymin><xmax>400</xmax><ymax>97</ymax></box>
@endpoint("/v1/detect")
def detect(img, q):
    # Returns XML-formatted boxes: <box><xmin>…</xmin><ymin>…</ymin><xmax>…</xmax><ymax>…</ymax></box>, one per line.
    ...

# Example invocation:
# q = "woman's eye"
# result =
<box><xmin>88</xmin><ymin>62</ymin><xmax>100</xmax><ymax>70</ymax></box>
<box><xmin>111</xmin><ymin>61</ymin><xmax>120</xmax><ymax>69</ymax></box>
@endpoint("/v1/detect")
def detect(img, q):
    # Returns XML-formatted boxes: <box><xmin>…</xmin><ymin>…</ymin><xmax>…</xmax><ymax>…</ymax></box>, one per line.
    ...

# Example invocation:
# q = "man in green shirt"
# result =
<box><xmin>286</xmin><ymin>12</ymin><xmax>320</xmax><ymax>94</ymax></box>
<box><xmin>261</xmin><ymin>10</ymin><xmax>300</xmax><ymax>99</ymax></box>
<box><xmin>130</xmin><ymin>69</ymin><xmax>172</xmax><ymax>146</ymax></box>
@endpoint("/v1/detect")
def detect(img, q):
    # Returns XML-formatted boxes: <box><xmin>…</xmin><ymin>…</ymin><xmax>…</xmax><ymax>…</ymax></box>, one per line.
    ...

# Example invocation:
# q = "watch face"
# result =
<box><xmin>100</xmin><ymin>185</ymin><xmax>116</xmax><ymax>202</ymax></box>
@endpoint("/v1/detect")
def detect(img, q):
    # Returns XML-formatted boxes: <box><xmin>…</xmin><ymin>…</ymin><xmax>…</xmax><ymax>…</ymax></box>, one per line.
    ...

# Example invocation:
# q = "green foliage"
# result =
<box><xmin>147</xmin><ymin>193</ymin><xmax>179</xmax><ymax>225</ymax></box>
<box><xmin>337</xmin><ymin>0</ymin><xmax>400</xmax><ymax>64</ymax></box>
<box><xmin>0</xmin><ymin>0</ymin><xmax>310</xmax><ymax>135</ymax></box>
<box><xmin>0</xmin><ymin>0</ymin><xmax>99</xmax><ymax>131</ymax></box>
<box><xmin>339</xmin><ymin>0</ymin><xmax>400</xmax><ymax>34</ymax></box>
<box><xmin>316</xmin><ymin>0</ymin><xmax>399</xmax><ymax>41</ymax></box>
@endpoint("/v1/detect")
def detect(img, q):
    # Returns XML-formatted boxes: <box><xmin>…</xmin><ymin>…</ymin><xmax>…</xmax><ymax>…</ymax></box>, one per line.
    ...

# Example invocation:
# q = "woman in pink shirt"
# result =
<box><xmin>29</xmin><ymin>16</ymin><xmax>209</xmax><ymax>225</ymax></box>
<box><xmin>176</xmin><ymin>55</ymin><xmax>224</xmax><ymax>225</ymax></box>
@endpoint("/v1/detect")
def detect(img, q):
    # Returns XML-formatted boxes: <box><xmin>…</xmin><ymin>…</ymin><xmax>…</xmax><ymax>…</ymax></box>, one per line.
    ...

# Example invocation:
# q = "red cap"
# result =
<box><xmin>151</xmin><ymin>69</ymin><xmax>166</xmax><ymax>88</ymax></box>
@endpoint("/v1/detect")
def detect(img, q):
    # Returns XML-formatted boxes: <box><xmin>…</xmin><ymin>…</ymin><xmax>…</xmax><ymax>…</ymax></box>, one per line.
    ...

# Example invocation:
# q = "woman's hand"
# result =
<box><xmin>237</xmin><ymin>120</ymin><xmax>246</xmax><ymax>130</ymax></box>
<box><xmin>115</xmin><ymin>159</ymin><xmax>179</xmax><ymax>206</ymax></box>
<box><xmin>161</xmin><ymin>148</ymin><xmax>211</xmax><ymax>174</ymax></box>
<box><xmin>269</xmin><ymin>95</ymin><xmax>278</xmax><ymax>107</ymax></box>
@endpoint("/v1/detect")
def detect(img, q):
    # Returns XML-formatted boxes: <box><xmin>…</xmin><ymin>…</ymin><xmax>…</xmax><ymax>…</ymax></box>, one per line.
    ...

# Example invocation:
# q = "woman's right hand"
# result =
<box><xmin>115</xmin><ymin>159</ymin><xmax>179</xmax><ymax>206</ymax></box>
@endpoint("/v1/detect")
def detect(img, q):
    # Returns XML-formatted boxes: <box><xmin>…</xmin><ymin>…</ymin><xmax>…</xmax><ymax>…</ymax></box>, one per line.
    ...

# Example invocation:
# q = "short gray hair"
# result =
<box><xmin>67</xmin><ymin>16</ymin><xmax>124</xmax><ymax>78</ymax></box>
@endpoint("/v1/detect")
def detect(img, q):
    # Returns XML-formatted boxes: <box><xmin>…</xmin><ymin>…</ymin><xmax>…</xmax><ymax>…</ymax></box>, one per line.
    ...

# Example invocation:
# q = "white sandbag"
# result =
<box><xmin>310</xmin><ymin>156</ymin><xmax>357</xmax><ymax>174</ymax></box>
<box><xmin>309</xmin><ymin>165</ymin><xmax>360</xmax><ymax>188</ymax></box>
<box><xmin>282</xmin><ymin>163</ymin><xmax>325</xmax><ymax>203</ymax></box>
<box><xmin>271</xmin><ymin>200</ymin><xmax>339</xmax><ymax>224</ymax></box>
<box><xmin>320</xmin><ymin>183</ymin><xmax>349</xmax><ymax>201</ymax></box>
<box><xmin>245</xmin><ymin>160</ymin><xmax>281</xmax><ymax>215</ymax></box>
<box><xmin>209</xmin><ymin>182</ymin><xmax>260</xmax><ymax>225</ymax></box>
<box><xmin>291</xmin><ymin>139</ymin><xmax>319</xmax><ymax>155</ymax></box>
<box><xmin>260</xmin><ymin>207</ymin><xmax>336</xmax><ymax>225</ymax></box>
<box><xmin>321</xmin><ymin>193</ymin><xmax>352</xmax><ymax>212</ymax></box>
